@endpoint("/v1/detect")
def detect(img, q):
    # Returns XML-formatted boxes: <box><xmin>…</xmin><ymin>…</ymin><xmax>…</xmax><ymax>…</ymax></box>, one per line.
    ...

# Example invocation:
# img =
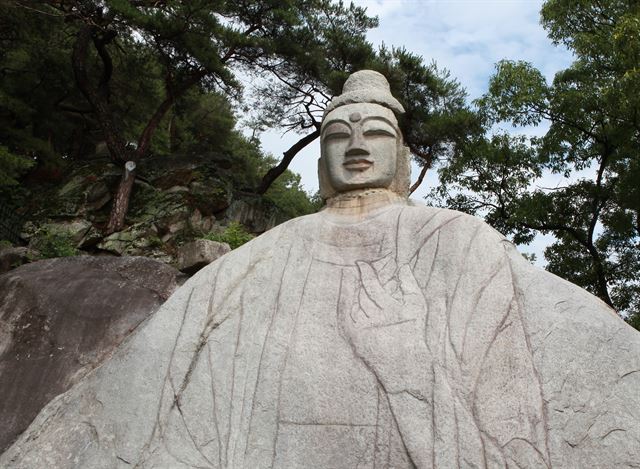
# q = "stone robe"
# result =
<box><xmin>2</xmin><ymin>201</ymin><xmax>639</xmax><ymax>468</ymax></box>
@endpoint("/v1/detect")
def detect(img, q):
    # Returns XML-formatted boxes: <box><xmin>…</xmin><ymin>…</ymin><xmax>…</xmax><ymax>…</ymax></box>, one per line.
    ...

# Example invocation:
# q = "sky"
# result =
<box><xmin>253</xmin><ymin>0</ymin><xmax>574</xmax><ymax>263</ymax></box>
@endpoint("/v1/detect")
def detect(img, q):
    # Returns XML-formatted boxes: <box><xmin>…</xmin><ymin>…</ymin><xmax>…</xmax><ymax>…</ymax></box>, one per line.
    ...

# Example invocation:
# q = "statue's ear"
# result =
<box><xmin>389</xmin><ymin>144</ymin><xmax>411</xmax><ymax>198</ymax></box>
<box><xmin>318</xmin><ymin>156</ymin><xmax>336</xmax><ymax>201</ymax></box>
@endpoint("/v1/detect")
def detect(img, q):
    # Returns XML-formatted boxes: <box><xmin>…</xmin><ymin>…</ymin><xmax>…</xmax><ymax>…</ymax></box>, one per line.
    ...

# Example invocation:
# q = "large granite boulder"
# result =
<box><xmin>176</xmin><ymin>239</ymin><xmax>231</xmax><ymax>274</ymax></box>
<box><xmin>2</xmin><ymin>203</ymin><xmax>639</xmax><ymax>468</ymax></box>
<box><xmin>0</xmin><ymin>256</ymin><xmax>183</xmax><ymax>452</ymax></box>
<box><xmin>0</xmin><ymin>246</ymin><xmax>38</xmax><ymax>274</ymax></box>
<box><xmin>2</xmin><ymin>70</ymin><xmax>638</xmax><ymax>469</ymax></box>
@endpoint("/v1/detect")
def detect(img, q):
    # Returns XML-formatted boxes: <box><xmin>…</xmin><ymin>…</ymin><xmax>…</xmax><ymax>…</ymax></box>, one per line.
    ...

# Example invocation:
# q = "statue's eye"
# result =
<box><xmin>323</xmin><ymin>122</ymin><xmax>351</xmax><ymax>141</ymax></box>
<box><xmin>363</xmin><ymin>123</ymin><xmax>396</xmax><ymax>138</ymax></box>
<box><xmin>363</xmin><ymin>128</ymin><xmax>396</xmax><ymax>138</ymax></box>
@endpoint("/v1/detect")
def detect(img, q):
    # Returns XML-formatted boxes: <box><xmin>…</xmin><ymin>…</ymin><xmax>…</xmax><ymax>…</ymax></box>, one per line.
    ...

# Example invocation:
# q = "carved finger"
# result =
<box><xmin>337</xmin><ymin>269</ymin><xmax>358</xmax><ymax>324</ymax></box>
<box><xmin>398</xmin><ymin>265</ymin><xmax>423</xmax><ymax>301</ymax></box>
<box><xmin>392</xmin><ymin>265</ymin><xmax>426</xmax><ymax>325</ymax></box>
<box><xmin>356</xmin><ymin>260</ymin><xmax>396</xmax><ymax>311</ymax></box>
<box><xmin>358</xmin><ymin>284</ymin><xmax>384</xmax><ymax>324</ymax></box>
<box><xmin>371</xmin><ymin>251</ymin><xmax>396</xmax><ymax>283</ymax></box>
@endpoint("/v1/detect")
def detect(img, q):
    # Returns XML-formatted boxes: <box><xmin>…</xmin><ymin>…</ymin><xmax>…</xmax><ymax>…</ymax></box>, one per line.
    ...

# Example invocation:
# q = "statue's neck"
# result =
<box><xmin>323</xmin><ymin>188</ymin><xmax>406</xmax><ymax>222</ymax></box>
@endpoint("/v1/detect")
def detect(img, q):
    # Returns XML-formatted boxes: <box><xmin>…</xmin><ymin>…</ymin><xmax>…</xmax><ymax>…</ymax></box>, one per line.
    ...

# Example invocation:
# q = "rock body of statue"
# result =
<box><xmin>2</xmin><ymin>71</ymin><xmax>639</xmax><ymax>469</ymax></box>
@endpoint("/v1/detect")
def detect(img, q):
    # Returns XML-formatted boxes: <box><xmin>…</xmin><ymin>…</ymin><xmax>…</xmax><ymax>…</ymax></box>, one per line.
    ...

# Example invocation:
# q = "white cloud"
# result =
<box><xmin>359</xmin><ymin>0</ymin><xmax>571</xmax><ymax>98</ymax></box>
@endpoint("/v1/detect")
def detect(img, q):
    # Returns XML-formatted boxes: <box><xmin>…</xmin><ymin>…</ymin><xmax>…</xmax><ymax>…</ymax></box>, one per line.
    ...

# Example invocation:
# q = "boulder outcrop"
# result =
<box><xmin>11</xmin><ymin>154</ymin><xmax>289</xmax><ymax>268</ymax></box>
<box><xmin>176</xmin><ymin>239</ymin><xmax>231</xmax><ymax>274</ymax></box>
<box><xmin>3</xmin><ymin>70</ymin><xmax>638</xmax><ymax>469</ymax></box>
<box><xmin>0</xmin><ymin>256</ymin><xmax>183</xmax><ymax>452</ymax></box>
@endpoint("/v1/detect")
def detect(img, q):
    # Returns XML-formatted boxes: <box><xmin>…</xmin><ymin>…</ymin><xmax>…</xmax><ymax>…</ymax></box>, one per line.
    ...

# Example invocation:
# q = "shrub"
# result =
<box><xmin>30</xmin><ymin>227</ymin><xmax>78</xmax><ymax>258</ymax></box>
<box><xmin>202</xmin><ymin>222</ymin><xmax>254</xmax><ymax>250</ymax></box>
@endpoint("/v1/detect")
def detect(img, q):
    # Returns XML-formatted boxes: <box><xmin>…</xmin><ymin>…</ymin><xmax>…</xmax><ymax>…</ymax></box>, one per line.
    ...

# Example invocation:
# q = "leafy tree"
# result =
<box><xmin>250</xmin><ymin>1</ymin><xmax>378</xmax><ymax>194</ymax></box>
<box><xmin>0</xmin><ymin>4</ymin><xmax>79</xmax><ymax>170</ymax></box>
<box><xmin>5</xmin><ymin>0</ymin><xmax>377</xmax><ymax>233</ymax></box>
<box><xmin>0</xmin><ymin>145</ymin><xmax>33</xmax><ymax>187</ymax></box>
<box><xmin>160</xmin><ymin>90</ymin><xmax>236</xmax><ymax>156</ymax></box>
<box><xmin>431</xmin><ymin>0</ymin><xmax>640</xmax><ymax>326</ymax></box>
<box><xmin>264</xmin><ymin>166</ymin><xmax>323</xmax><ymax>218</ymax></box>
<box><xmin>374</xmin><ymin>47</ymin><xmax>483</xmax><ymax>193</ymax></box>
<box><xmin>253</xmin><ymin>44</ymin><xmax>482</xmax><ymax>198</ymax></box>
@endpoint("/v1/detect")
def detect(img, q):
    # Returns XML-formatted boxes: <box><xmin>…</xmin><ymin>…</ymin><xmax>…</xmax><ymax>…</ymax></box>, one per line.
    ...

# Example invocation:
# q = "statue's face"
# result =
<box><xmin>321</xmin><ymin>103</ymin><xmax>399</xmax><ymax>193</ymax></box>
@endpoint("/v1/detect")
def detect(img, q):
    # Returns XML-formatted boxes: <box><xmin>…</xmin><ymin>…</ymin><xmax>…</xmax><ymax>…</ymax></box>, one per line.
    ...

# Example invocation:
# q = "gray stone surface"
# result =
<box><xmin>1</xmin><ymin>71</ymin><xmax>639</xmax><ymax>468</ymax></box>
<box><xmin>0</xmin><ymin>246</ymin><xmax>37</xmax><ymax>274</ymax></box>
<box><xmin>325</xmin><ymin>69</ymin><xmax>405</xmax><ymax>115</ymax></box>
<box><xmin>225</xmin><ymin>197</ymin><xmax>281</xmax><ymax>233</ymax></box>
<box><xmin>176</xmin><ymin>239</ymin><xmax>231</xmax><ymax>274</ymax></box>
<box><xmin>0</xmin><ymin>256</ymin><xmax>182</xmax><ymax>453</ymax></box>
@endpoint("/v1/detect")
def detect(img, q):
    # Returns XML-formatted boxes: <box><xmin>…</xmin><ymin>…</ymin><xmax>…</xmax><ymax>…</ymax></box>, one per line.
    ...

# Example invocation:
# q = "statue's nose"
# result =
<box><xmin>345</xmin><ymin>129</ymin><xmax>370</xmax><ymax>157</ymax></box>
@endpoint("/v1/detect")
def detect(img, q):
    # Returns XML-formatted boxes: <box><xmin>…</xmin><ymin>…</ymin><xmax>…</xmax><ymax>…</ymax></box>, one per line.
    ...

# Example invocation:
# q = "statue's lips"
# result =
<box><xmin>343</xmin><ymin>158</ymin><xmax>373</xmax><ymax>171</ymax></box>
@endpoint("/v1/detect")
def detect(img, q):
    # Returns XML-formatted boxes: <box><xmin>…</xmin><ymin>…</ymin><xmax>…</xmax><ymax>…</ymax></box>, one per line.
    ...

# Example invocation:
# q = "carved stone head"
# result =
<box><xmin>318</xmin><ymin>70</ymin><xmax>410</xmax><ymax>200</ymax></box>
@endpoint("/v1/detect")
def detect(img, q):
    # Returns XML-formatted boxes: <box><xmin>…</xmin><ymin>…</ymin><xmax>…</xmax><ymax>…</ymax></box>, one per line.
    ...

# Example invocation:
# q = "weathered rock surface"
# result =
<box><xmin>2</xmin><ymin>70</ymin><xmax>638</xmax><ymax>468</ymax></box>
<box><xmin>30</xmin><ymin>220</ymin><xmax>93</xmax><ymax>247</ymax></box>
<box><xmin>2</xmin><ymin>203</ymin><xmax>639</xmax><ymax>468</ymax></box>
<box><xmin>176</xmin><ymin>239</ymin><xmax>231</xmax><ymax>274</ymax></box>
<box><xmin>15</xmin><ymin>154</ymin><xmax>292</xmax><ymax>266</ymax></box>
<box><xmin>225</xmin><ymin>197</ymin><xmax>282</xmax><ymax>233</ymax></box>
<box><xmin>0</xmin><ymin>256</ymin><xmax>183</xmax><ymax>452</ymax></box>
<box><xmin>97</xmin><ymin>223</ymin><xmax>161</xmax><ymax>256</ymax></box>
<box><xmin>0</xmin><ymin>246</ymin><xmax>37</xmax><ymax>274</ymax></box>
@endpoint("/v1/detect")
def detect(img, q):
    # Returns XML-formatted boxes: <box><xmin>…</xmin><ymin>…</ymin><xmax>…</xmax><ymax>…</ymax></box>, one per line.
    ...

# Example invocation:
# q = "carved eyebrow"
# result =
<box><xmin>361</xmin><ymin>116</ymin><xmax>397</xmax><ymax>136</ymax></box>
<box><xmin>321</xmin><ymin>119</ymin><xmax>351</xmax><ymax>137</ymax></box>
<box><xmin>361</xmin><ymin>115</ymin><xmax>397</xmax><ymax>129</ymax></box>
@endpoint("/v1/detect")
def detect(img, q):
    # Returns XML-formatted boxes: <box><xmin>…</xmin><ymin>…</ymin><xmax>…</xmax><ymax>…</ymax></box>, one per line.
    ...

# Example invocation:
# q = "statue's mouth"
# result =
<box><xmin>343</xmin><ymin>158</ymin><xmax>373</xmax><ymax>171</ymax></box>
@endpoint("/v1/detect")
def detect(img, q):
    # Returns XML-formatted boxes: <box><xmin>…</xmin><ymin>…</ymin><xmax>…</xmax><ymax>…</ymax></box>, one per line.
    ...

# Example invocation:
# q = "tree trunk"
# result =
<box><xmin>102</xmin><ymin>73</ymin><xmax>203</xmax><ymax>232</ymax></box>
<box><xmin>73</xmin><ymin>25</ymin><xmax>202</xmax><ymax>234</ymax></box>
<box><xmin>105</xmin><ymin>163</ymin><xmax>136</xmax><ymax>234</ymax></box>
<box><xmin>587</xmin><ymin>244</ymin><xmax>616</xmax><ymax>310</ymax></box>
<box><xmin>169</xmin><ymin>115</ymin><xmax>177</xmax><ymax>154</ymax></box>
<box><xmin>72</xmin><ymin>25</ymin><xmax>128</xmax><ymax>161</ymax></box>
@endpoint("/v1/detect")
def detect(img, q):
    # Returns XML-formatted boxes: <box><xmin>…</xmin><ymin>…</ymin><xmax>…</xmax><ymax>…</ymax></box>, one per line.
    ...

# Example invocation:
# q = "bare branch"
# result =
<box><xmin>256</xmin><ymin>129</ymin><xmax>320</xmax><ymax>194</ymax></box>
<box><xmin>136</xmin><ymin>69</ymin><xmax>206</xmax><ymax>157</ymax></box>
<box><xmin>410</xmin><ymin>165</ymin><xmax>428</xmax><ymax>194</ymax></box>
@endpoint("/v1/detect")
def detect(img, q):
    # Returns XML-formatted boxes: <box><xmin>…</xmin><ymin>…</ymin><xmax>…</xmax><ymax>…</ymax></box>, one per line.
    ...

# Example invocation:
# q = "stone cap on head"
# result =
<box><xmin>324</xmin><ymin>70</ymin><xmax>405</xmax><ymax>116</ymax></box>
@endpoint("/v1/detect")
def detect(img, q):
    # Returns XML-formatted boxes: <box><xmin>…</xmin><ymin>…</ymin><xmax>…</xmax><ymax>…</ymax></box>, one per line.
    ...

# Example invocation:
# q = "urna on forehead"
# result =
<box><xmin>321</xmin><ymin>103</ymin><xmax>399</xmax><ymax>132</ymax></box>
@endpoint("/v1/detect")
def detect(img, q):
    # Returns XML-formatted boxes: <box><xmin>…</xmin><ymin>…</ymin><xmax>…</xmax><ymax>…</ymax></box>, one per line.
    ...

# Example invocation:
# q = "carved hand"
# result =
<box><xmin>340</xmin><ymin>261</ymin><xmax>430</xmax><ymax>397</ymax></box>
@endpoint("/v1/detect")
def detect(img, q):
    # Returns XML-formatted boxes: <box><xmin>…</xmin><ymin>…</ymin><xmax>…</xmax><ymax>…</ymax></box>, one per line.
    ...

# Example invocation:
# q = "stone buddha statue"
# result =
<box><xmin>2</xmin><ymin>71</ymin><xmax>639</xmax><ymax>468</ymax></box>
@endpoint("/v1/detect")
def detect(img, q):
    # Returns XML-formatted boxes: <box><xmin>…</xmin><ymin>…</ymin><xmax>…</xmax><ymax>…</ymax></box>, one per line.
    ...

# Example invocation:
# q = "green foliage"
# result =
<box><xmin>30</xmin><ymin>228</ymin><xmax>78</xmax><ymax>259</ymax></box>
<box><xmin>222</xmin><ymin>133</ymin><xmax>272</xmax><ymax>190</ymax></box>
<box><xmin>265</xmin><ymin>170</ymin><xmax>323</xmax><ymax>218</ymax></box>
<box><xmin>628</xmin><ymin>311</ymin><xmax>640</xmax><ymax>331</ymax></box>
<box><xmin>432</xmin><ymin>0</ymin><xmax>640</xmax><ymax>325</ymax></box>
<box><xmin>0</xmin><ymin>144</ymin><xmax>33</xmax><ymax>186</ymax></box>
<box><xmin>0</xmin><ymin>4</ymin><xmax>78</xmax><ymax>168</ymax></box>
<box><xmin>161</xmin><ymin>90</ymin><xmax>236</xmax><ymax>156</ymax></box>
<box><xmin>249</xmin><ymin>1</ymin><xmax>378</xmax><ymax>134</ymax></box>
<box><xmin>1</xmin><ymin>0</ymin><xmax>379</xmax><ymax>231</ymax></box>
<box><xmin>431</xmin><ymin>133</ymin><xmax>542</xmax><ymax>244</ymax></box>
<box><xmin>477</xmin><ymin>61</ymin><xmax>548</xmax><ymax>127</ymax></box>
<box><xmin>374</xmin><ymin>47</ymin><xmax>483</xmax><ymax>180</ymax></box>
<box><xmin>212</xmin><ymin>133</ymin><xmax>320</xmax><ymax>217</ymax></box>
<box><xmin>202</xmin><ymin>222</ymin><xmax>254</xmax><ymax>250</ymax></box>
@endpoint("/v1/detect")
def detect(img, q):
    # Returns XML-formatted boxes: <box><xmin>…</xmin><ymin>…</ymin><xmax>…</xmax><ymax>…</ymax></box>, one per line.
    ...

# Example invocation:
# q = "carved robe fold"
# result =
<box><xmin>2</xmin><ymin>202</ymin><xmax>639</xmax><ymax>468</ymax></box>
